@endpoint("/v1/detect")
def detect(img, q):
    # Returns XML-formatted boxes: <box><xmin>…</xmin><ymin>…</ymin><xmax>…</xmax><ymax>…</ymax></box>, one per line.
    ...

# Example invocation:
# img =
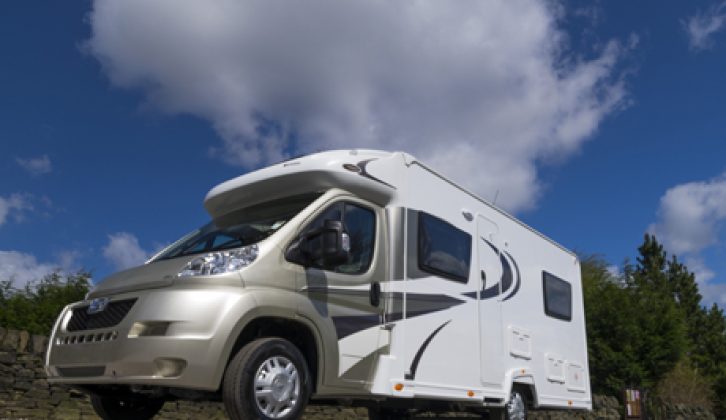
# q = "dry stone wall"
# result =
<box><xmin>0</xmin><ymin>326</ymin><xmax>713</xmax><ymax>419</ymax></box>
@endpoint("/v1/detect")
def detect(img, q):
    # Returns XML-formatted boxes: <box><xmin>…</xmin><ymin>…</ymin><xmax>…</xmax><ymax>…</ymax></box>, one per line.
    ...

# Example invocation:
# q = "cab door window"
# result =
<box><xmin>305</xmin><ymin>201</ymin><xmax>376</xmax><ymax>274</ymax></box>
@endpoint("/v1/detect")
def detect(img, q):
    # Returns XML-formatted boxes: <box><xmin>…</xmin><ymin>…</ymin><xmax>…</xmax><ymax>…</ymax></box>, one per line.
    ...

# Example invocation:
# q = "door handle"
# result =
<box><xmin>481</xmin><ymin>270</ymin><xmax>486</xmax><ymax>288</ymax></box>
<box><xmin>370</xmin><ymin>281</ymin><xmax>381</xmax><ymax>307</ymax></box>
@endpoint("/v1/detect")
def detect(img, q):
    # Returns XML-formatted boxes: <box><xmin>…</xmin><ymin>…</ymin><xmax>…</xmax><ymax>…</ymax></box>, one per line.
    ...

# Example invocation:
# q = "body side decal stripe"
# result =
<box><xmin>330</xmin><ymin>292</ymin><xmax>465</xmax><ymax>339</ymax></box>
<box><xmin>405</xmin><ymin>320</ymin><xmax>451</xmax><ymax>380</ymax></box>
<box><xmin>331</xmin><ymin>314</ymin><xmax>381</xmax><ymax>340</ymax></box>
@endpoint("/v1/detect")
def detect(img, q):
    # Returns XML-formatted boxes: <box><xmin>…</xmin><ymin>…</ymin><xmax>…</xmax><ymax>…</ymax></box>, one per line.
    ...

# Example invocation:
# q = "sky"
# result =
<box><xmin>1</xmin><ymin>0</ymin><xmax>726</xmax><ymax>307</ymax></box>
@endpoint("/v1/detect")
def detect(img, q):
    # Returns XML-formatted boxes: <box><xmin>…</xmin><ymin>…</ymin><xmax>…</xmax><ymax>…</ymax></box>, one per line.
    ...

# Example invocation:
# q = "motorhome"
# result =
<box><xmin>45</xmin><ymin>150</ymin><xmax>590</xmax><ymax>420</ymax></box>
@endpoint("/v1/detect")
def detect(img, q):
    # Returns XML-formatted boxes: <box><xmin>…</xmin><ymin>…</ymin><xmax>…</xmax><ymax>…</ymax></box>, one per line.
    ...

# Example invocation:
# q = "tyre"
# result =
<box><xmin>504</xmin><ymin>389</ymin><xmax>527</xmax><ymax>420</ymax></box>
<box><xmin>223</xmin><ymin>337</ymin><xmax>311</xmax><ymax>420</ymax></box>
<box><xmin>486</xmin><ymin>389</ymin><xmax>527</xmax><ymax>420</ymax></box>
<box><xmin>90</xmin><ymin>393</ymin><xmax>164</xmax><ymax>420</ymax></box>
<box><xmin>367</xmin><ymin>406</ymin><xmax>411</xmax><ymax>420</ymax></box>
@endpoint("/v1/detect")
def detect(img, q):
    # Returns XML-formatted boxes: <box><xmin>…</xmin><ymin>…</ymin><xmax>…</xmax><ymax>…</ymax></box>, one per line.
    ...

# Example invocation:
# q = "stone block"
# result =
<box><xmin>19</xmin><ymin>397</ymin><xmax>38</xmax><ymax>408</ymax></box>
<box><xmin>0</xmin><ymin>350</ymin><xmax>17</xmax><ymax>364</ymax></box>
<box><xmin>18</xmin><ymin>330</ymin><xmax>30</xmax><ymax>353</ymax></box>
<box><xmin>36</xmin><ymin>401</ymin><xmax>56</xmax><ymax>410</ymax></box>
<box><xmin>0</xmin><ymin>362</ymin><xmax>13</xmax><ymax>374</ymax></box>
<box><xmin>0</xmin><ymin>376</ymin><xmax>14</xmax><ymax>388</ymax></box>
<box><xmin>11</xmin><ymin>408</ymin><xmax>50</xmax><ymax>418</ymax></box>
<box><xmin>16</xmin><ymin>367</ymin><xmax>34</xmax><ymax>378</ymax></box>
<box><xmin>1</xmin><ymin>329</ymin><xmax>19</xmax><ymax>351</ymax></box>
<box><xmin>24</xmin><ymin>387</ymin><xmax>51</xmax><ymax>400</ymax></box>
<box><xmin>33</xmin><ymin>378</ymin><xmax>49</xmax><ymax>388</ymax></box>
<box><xmin>50</xmin><ymin>392</ymin><xmax>65</xmax><ymax>406</ymax></box>
<box><xmin>32</xmin><ymin>334</ymin><xmax>49</xmax><ymax>354</ymax></box>
<box><xmin>13</xmin><ymin>380</ymin><xmax>32</xmax><ymax>391</ymax></box>
<box><xmin>51</xmin><ymin>408</ymin><xmax>84</xmax><ymax>419</ymax></box>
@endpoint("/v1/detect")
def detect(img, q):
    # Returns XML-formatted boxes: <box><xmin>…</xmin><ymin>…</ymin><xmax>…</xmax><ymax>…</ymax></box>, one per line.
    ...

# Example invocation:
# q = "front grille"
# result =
<box><xmin>67</xmin><ymin>299</ymin><xmax>137</xmax><ymax>332</ymax></box>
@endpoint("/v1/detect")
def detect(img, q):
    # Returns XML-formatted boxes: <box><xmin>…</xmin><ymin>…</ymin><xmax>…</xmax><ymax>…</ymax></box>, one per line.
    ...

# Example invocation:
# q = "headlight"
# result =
<box><xmin>178</xmin><ymin>244</ymin><xmax>259</xmax><ymax>277</ymax></box>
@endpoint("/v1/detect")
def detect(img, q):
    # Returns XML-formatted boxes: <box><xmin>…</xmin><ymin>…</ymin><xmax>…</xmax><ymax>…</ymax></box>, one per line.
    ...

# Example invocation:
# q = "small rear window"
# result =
<box><xmin>543</xmin><ymin>271</ymin><xmax>572</xmax><ymax>321</ymax></box>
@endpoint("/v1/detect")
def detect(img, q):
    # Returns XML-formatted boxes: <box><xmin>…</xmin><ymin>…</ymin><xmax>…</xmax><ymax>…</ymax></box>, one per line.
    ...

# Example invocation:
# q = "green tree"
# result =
<box><xmin>697</xmin><ymin>304</ymin><xmax>726</xmax><ymax>417</ymax></box>
<box><xmin>0</xmin><ymin>271</ymin><xmax>91</xmax><ymax>335</ymax></box>
<box><xmin>656</xmin><ymin>242</ymin><xmax>726</xmax><ymax>416</ymax></box>
<box><xmin>582</xmin><ymin>256</ymin><xmax>643</xmax><ymax>394</ymax></box>
<box><xmin>582</xmin><ymin>235</ymin><xmax>690</xmax><ymax>396</ymax></box>
<box><xmin>631</xmin><ymin>235</ymin><xmax>688</xmax><ymax>388</ymax></box>
<box><xmin>584</xmin><ymin>234</ymin><xmax>726</xmax><ymax>416</ymax></box>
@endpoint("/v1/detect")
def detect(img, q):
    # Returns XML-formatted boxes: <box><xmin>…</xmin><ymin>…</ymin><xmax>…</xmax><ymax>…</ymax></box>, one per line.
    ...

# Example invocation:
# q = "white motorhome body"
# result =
<box><xmin>205</xmin><ymin>150</ymin><xmax>591</xmax><ymax>411</ymax></box>
<box><xmin>46</xmin><ymin>149</ymin><xmax>590</xmax><ymax>419</ymax></box>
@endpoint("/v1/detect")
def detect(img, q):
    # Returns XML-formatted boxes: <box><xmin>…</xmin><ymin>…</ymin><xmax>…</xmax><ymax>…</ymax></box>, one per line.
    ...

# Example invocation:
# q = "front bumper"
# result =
<box><xmin>45</xmin><ymin>287</ymin><xmax>253</xmax><ymax>391</ymax></box>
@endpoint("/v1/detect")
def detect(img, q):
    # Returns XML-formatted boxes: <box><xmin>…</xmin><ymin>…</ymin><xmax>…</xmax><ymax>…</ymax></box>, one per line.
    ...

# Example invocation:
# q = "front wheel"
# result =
<box><xmin>223</xmin><ymin>337</ymin><xmax>311</xmax><ymax>420</ymax></box>
<box><xmin>89</xmin><ymin>393</ymin><xmax>164</xmax><ymax>420</ymax></box>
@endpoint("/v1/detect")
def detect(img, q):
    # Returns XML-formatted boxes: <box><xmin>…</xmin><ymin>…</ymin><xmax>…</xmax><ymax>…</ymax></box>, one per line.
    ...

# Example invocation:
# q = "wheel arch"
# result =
<box><xmin>511</xmin><ymin>379</ymin><xmax>537</xmax><ymax>408</ymax></box>
<box><xmin>217</xmin><ymin>308</ymin><xmax>325</xmax><ymax>394</ymax></box>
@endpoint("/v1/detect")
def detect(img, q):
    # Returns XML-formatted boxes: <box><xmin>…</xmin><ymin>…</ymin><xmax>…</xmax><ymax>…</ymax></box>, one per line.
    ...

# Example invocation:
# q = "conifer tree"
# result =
<box><xmin>631</xmin><ymin>235</ymin><xmax>687</xmax><ymax>388</ymax></box>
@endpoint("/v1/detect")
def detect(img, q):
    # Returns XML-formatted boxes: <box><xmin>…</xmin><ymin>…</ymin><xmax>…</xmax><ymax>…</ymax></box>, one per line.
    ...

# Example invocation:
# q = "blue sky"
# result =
<box><xmin>1</xmin><ymin>1</ymin><xmax>726</xmax><ymax>307</ymax></box>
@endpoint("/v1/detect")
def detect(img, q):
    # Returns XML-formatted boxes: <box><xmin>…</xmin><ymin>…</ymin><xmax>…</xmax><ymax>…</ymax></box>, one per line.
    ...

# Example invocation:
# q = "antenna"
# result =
<box><xmin>493</xmin><ymin>189</ymin><xmax>500</xmax><ymax>206</ymax></box>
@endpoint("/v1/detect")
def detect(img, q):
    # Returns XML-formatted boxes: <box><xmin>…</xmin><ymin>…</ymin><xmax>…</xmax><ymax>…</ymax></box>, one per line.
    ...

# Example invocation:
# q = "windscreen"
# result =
<box><xmin>152</xmin><ymin>192</ymin><xmax>322</xmax><ymax>261</ymax></box>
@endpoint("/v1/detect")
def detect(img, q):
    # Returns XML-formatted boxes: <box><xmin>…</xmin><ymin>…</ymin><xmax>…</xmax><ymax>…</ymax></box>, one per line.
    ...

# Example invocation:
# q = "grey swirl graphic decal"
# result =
<box><xmin>405</xmin><ymin>319</ymin><xmax>451</xmax><ymax>380</ymax></box>
<box><xmin>502</xmin><ymin>250</ymin><xmax>521</xmax><ymax>301</ymax></box>
<box><xmin>463</xmin><ymin>237</ymin><xmax>521</xmax><ymax>301</ymax></box>
<box><xmin>356</xmin><ymin>159</ymin><xmax>396</xmax><ymax>189</ymax></box>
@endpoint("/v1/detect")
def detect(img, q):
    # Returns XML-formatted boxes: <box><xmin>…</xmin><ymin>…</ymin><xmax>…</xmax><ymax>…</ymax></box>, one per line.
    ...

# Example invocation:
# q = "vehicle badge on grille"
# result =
<box><xmin>87</xmin><ymin>297</ymin><xmax>110</xmax><ymax>314</ymax></box>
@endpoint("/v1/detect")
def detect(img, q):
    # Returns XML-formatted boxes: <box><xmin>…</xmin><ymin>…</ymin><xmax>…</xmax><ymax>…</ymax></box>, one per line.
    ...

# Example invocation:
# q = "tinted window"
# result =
<box><xmin>418</xmin><ymin>212</ymin><xmax>471</xmax><ymax>282</ymax></box>
<box><xmin>543</xmin><ymin>272</ymin><xmax>572</xmax><ymax>321</ymax></box>
<box><xmin>304</xmin><ymin>202</ymin><xmax>376</xmax><ymax>274</ymax></box>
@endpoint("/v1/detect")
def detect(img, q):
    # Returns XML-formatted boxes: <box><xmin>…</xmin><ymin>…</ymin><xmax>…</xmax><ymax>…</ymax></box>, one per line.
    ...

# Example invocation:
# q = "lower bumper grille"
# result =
<box><xmin>56</xmin><ymin>366</ymin><xmax>106</xmax><ymax>377</ymax></box>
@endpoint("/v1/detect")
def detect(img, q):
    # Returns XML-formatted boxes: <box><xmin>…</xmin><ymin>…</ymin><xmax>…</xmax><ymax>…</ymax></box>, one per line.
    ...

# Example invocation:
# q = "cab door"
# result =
<box><xmin>295</xmin><ymin>198</ymin><xmax>388</xmax><ymax>388</ymax></box>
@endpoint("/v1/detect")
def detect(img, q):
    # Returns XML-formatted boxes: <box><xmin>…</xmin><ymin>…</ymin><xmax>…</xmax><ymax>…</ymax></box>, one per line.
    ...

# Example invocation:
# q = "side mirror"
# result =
<box><xmin>316</xmin><ymin>220</ymin><xmax>351</xmax><ymax>267</ymax></box>
<box><xmin>285</xmin><ymin>220</ymin><xmax>351</xmax><ymax>268</ymax></box>
<box><xmin>284</xmin><ymin>237</ymin><xmax>309</xmax><ymax>267</ymax></box>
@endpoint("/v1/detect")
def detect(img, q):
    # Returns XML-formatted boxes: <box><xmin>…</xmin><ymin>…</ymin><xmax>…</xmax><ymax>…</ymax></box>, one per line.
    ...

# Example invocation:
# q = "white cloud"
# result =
<box><xmin>102</xmin><ymin>232</ymin><xmax>149</xmax><ymax>271</ymax></box>
<box><xmin>0</xmin><ymin>251</ymin><xmax>59</xmax><ymax>289</ymax></box>
<box><xmin>606</xmin><ymin>265</ymin><xmax>621</xmax><ymax>279</ymax></box>
<box><xmin>700</xmin><ymin>282</ymin><xmax>726</xmax><ymax>307</ymax></box>
<box><xmin>0</xmin><ymin>193</ymin><xmax>33</xmax><ymax>226</ymax></box>
<box><xmin>85</xmin><ymin>0</ymin><xmax>631</xmax><ymax>213</ymax></box>
<box><xmin>683</xmin><ymin>2</ymin><xmax>726</xmax><ymax>51</ymax></box>
<box><xmin>15</xmin><ymin>155</ymin><xmax>52</xmax><ymax>176</ymax></box>
<box><xmin>684</xmin><ymin>256</ymin><xmax>716</xmax><ymax>284</ymax></box>
<box><xmin>56</xmin><ymin>250</ymin><xmax>83</xmax><ymax>272</ymax></box>
<box><xmin>0</xmin><ymin>249</ymin><xmax>83</xmax><ymax>290</ymax></box>
<box><xmin>649</xmin><ymin>174</ymin><xmax>726</xmax><ymax>306</ymax></box>
<box><xmin>649</xmin><ymin>174</ymin><xmax>726</xmax><ymax>255</ymax></box>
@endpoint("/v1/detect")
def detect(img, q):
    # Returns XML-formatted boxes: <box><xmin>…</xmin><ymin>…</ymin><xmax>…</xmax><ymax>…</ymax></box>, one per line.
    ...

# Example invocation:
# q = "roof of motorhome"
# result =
<box><xmin>205</xmin><ymin>149</ymin><xmax>395</xmax><ymax>202</ymax></box>
<box><xmin>203</xmin><ymin>149</ymin><xmax>399</xmax><ymax>219</ymax></box>
<box><xmin>204</xmin><ymin>149</ymin><xmax>576</xmax><ymax>258</ymax></box>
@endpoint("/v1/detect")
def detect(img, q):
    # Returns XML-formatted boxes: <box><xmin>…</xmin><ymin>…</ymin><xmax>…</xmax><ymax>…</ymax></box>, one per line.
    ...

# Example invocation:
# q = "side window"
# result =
<box><xmin>304</xmin><ymin>201</ymin><xmax>376</xmax><ymax>274</ymax></box>
<box><xmin>418</xmin><ymin>212</ymin><xmax>471</xmax><ymax>282</ymax></box>
<box><xmin>543</xmin><ymin>272</ymin><xmax>572</xmax><ymax>321</ymax></box>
